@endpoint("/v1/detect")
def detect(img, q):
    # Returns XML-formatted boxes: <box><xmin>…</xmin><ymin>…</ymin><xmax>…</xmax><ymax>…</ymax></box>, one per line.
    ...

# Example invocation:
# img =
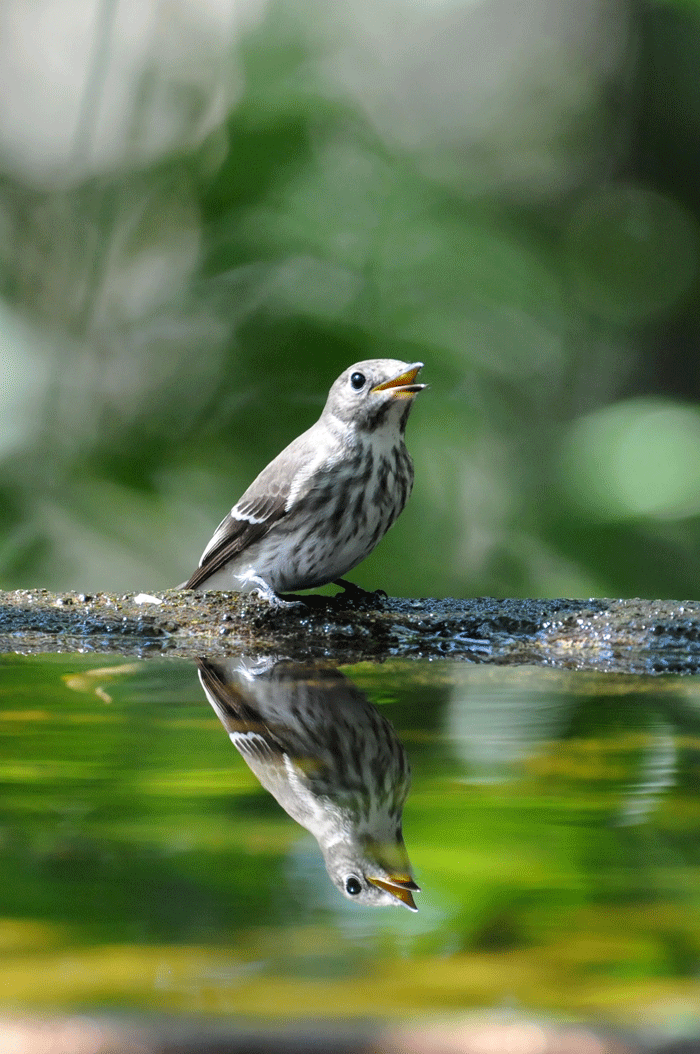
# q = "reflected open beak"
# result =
<box><xmin>371</xmin><ymin>363</ymin><xmax>426</xmax><ymax>398</ymax></box>
<box><xmin>368</xmin><ymin>875</ymin><xmax>419</xmax><ymax>911</ymax></box>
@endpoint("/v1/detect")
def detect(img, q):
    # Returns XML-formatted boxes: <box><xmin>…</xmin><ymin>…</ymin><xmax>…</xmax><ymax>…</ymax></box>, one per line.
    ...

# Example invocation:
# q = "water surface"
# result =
<box><xmin>1</xmin><ymin>652</ymin><xmax>699</xmax><ymax>1030</ymax></box>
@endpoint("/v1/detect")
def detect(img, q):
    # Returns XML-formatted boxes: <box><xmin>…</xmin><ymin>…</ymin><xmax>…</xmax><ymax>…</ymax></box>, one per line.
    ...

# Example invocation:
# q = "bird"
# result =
<box><xmin>184</xmin><ymin>359</ymin><xmax>426</xmax><ymax>599</ymax></box>
<box><xmin>197</xmin><ymin>655</ymin><xmax>420</xmax><ymax>910</ymax></box>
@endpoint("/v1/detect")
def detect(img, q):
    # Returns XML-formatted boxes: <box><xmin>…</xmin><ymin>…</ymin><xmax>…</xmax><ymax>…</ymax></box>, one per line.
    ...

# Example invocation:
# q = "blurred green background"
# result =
<box><xmin>2</xmin><ymin>0</ymin><xmax>700</xmax><ymax>600</ymax></box>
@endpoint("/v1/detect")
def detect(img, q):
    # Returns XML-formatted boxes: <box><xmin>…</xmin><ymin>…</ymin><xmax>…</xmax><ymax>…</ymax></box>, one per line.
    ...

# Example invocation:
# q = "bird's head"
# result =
<box><xmin>325</xmin><ymin>833</ymin><xmax>420</xmax><ymax>910</ymax></box>
<box><xmin>323</xmin><ymin>359</ymin><xmax>426</xmax><ymax>434</ymax></box>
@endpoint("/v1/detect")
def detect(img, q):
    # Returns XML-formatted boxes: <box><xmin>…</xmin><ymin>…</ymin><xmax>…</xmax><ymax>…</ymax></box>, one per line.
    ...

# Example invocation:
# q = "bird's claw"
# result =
<box><xmin>253</xmin><ymin>587</ymin><xmax>300</xmax><ymax>609</ymax></box>
<box><xmin>243</xmin><ymin>575</ymin><xmax>301</xmax><ymax>609</ymax></box>
<box><xmin>333</xmin><ymin>579</ymin><xmax>387</xmax><ymax>607</ymax></box>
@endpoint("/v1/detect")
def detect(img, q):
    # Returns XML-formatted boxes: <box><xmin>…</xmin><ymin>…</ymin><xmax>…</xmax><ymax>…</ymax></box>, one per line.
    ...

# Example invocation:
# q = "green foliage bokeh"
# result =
<box><xmin>1</xmin><ymin>0</ymin><xmax>700</xmax><ymax>599</ymax></box>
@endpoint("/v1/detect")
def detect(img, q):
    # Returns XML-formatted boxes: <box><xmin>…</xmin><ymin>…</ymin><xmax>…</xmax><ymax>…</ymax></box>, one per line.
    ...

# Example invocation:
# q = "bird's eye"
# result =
<box><xmin>350</xmin><ymin>372</ymin><xmax>366</xmax><ymax>391</ymax></box>
<box><xmin>345</xmin><ymin>876</ymin><xmax>362</xmax><ymax>896</ymax></box>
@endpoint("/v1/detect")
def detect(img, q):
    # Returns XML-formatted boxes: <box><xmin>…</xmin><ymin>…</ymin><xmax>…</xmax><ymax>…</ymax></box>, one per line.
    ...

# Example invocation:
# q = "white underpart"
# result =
<box><xmin>281</xmin><ymin>754</ymin><xmax>347</xmax><ymax>842</ymax></box>
<box><xmin>235</xmin><ymin>567</ymin><xmax>263</xmax><ymax>587</ymax></box>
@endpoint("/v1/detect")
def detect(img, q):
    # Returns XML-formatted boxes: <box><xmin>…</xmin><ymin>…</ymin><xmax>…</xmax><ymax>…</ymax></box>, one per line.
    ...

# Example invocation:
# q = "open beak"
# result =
<box><xmin>368</xmin><ymin>874</ymin><xmax>420</xmax><ymax>911</ymax></box>
<box><xmin>371</xmin><ymin>363</ymin><xmax>426</xmax><ymax>399</ymax></box>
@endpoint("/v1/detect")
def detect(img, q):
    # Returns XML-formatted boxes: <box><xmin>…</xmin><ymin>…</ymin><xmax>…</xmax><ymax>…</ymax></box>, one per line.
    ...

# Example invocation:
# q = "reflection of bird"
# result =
<box><xmin>197</xmin><ymin>656</ymin><xmax>419</xmax><ymax>910</ymax></box>
<box><xmin>185</xmin><ymin>360</ymin><xmax>426</xmax><ymax>598</ymax></box>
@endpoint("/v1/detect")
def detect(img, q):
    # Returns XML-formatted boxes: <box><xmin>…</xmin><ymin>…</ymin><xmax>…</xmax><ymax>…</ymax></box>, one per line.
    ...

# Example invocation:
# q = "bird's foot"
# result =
<box><xmin>254</xmin><ymin>586</ymin><xmax>301</xmax><ymax>609</ymax></box>
<box><xmin>333</xmin><ymin>579</ymin><xmax>388</xmax><ymax>606</ymax></box>
<box><xmin>240</xmin><ymin>574</ymin><xmax>301</xmax><ymax>609</ymax></box>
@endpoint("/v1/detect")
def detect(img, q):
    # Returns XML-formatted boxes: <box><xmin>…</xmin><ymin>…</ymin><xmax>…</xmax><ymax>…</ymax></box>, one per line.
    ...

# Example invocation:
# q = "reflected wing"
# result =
<box><xmin>197</xmin><ymin>660</ymin><xmax>286</xmax><ymax>761</ymax></box>
<box><xmin>198</xmin><ymin>659</ymin><xmax>319</xmax><ymax>815</ymax></box>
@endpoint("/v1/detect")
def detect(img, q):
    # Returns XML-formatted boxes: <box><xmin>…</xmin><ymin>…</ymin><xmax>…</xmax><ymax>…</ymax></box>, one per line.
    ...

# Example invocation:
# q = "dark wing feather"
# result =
<box><xmin>184</xmin><ymin>484</ymin><xmax>289</xmax><ymax>589</ymax></box>
<box><xmin>184</xmin><ymin>509</ymin><xmax>281</xmax><ymax>588</ymax></box>
<box><xmin>184</xmin><ymin>424</ymin><xmax>321</xmax><ymax>590</ymax></box>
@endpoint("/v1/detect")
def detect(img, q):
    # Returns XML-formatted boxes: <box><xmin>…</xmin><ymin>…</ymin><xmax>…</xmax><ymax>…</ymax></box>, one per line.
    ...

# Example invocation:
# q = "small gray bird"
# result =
<box><xmin>185</xmin><ymin>360</ymin><xmax>426</xmax><ymax>598</ymax></box>
<box><xmin>197</xmin><ymin>656</ymin><xmax>420</xmax><ymax>910</ymax></box>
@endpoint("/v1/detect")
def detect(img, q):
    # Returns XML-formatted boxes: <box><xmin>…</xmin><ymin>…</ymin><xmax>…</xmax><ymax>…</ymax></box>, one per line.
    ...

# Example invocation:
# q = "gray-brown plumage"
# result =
<box><xmin>197</xmin><ymin>655</ymin><xmax>419</xmax><ymax>910</ymax></box>
<box><xmin>185</xmin><ymin>360</ymin><xmax>426</xmax><ymax>596</ymax></box>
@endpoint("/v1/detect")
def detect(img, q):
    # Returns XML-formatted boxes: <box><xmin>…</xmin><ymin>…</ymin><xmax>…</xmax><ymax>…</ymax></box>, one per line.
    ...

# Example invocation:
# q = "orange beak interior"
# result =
<box><xmin>368</xmin><ymin>876</ymin><xmax>418</xmax><ymax>911</ymax></box>
<box><xmin>371</xmin><ymin>364</ymin><xmax>423</xmax><ymax>393</ymax></box>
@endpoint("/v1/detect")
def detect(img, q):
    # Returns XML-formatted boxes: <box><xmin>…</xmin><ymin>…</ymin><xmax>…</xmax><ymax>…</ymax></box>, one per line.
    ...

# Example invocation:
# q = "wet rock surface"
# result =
<box><xmin>1</xmin><ymin>589</ymin><xmax>700</xmax><ymax>672</ymax></box>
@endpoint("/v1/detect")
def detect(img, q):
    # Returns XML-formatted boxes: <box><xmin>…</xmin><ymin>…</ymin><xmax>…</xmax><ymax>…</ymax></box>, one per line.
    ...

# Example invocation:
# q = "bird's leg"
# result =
<box><xmin>238</xmin><ymin>573</ymin><xmax>301</xmax><ymax>609</ymax></box>
<box><xmin>333</xmin><ymin>578</ymin><xmax>388</xmax><ymax>603</ymax></box>
<box><xmin>334</xmin><ymin>577</ymin><xmax>370</xmax><ymax>595</ymax></box>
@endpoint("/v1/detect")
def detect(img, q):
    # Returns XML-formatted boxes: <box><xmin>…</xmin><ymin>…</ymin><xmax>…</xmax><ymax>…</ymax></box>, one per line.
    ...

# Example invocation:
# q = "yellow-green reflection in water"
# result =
<box><xmin>0</xmin><ymin>653</ymin><xmax>699</xmax><ymax>1025</ymax></box>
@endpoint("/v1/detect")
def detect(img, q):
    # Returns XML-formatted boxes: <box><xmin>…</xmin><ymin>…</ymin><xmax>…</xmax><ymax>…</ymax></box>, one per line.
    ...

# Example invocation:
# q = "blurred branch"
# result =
<box><xmin>1</xmin><ymin>588</ymin><xmax>699</xmax><ymax>673</ymax></box>
<box><xmin>71</xmin><ymin>0</ymin><xmax>120</xmax><ymax>167</ymax></box>
<box><xmin>0</xmin><ymin>1013</ymin><xmax>633</xmax><ymax>1054</ymax></box>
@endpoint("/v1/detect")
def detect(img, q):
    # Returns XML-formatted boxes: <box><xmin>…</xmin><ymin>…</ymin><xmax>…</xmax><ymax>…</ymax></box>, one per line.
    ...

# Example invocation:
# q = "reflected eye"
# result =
<box><xmin>345</xmin><ymin>876</ymin><xmax>362</xmax><ymax>896</ymax></box>
<box><xmin>350</xmin><ymin>372</ymin><xmax>366</xmax><ymax>391</ymax></box>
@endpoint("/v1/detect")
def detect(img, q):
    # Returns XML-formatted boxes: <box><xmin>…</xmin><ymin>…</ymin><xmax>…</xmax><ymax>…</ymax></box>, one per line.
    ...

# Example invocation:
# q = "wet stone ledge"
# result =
<box><xmin>1</xmin><ymin>589</ymin><xmax>700</xmax><ymax>673</ymax></box>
